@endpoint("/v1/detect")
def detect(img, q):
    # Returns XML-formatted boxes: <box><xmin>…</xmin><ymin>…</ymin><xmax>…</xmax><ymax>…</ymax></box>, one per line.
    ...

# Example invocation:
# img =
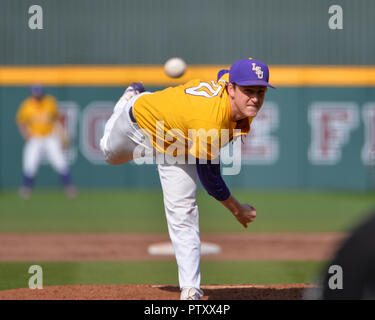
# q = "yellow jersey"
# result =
<box><xmin>16</xmin><ymin>95</ymin><xmax>58</xmax><ymax>137</ymax></box>
<box><xmin>133</xmin><ymin>79</ymin><xmax>252</xmax><ymax>159</ymax></box>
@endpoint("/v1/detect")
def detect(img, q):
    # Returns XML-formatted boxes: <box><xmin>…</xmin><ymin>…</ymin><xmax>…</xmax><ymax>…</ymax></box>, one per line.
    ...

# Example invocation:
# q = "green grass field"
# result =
<box><xmin>0</xmin><ymin>188</ymin><xmax>374</xmax><ymax>233</ymax></box>
<box><xmin>0</xmin><ymin>188</ymin><xmax>374</xmax><ymax>290</ymax></box>
<box><xmin>0</xmin><ymin>261</ymin><xmax>324</xmax><ymax>291</ymax></box>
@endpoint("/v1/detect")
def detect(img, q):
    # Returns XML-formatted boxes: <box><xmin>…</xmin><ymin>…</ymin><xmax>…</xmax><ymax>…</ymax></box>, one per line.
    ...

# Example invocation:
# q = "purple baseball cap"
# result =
<box><xmin>30</xmin><ymin>84</ymin><xmax>44</xmax><ymax>98</ymax></box>
<box><xmin>229</xmin><ymin>58</ymin><xmax>275</xmax><ymax>88</ymax></box>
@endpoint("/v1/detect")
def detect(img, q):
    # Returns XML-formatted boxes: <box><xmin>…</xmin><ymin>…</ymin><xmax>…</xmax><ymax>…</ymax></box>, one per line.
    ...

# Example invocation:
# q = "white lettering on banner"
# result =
<box><xmin>308</xmin><ymin>102</ymin><xmax>359</xmax><ymax>165</ymax></box>
<box><xmin>361</xmin><ymin>103</ymin><xmax>375</xmax><ymax>165</ymax></box>
<box><xmin>238</xmin><ymin>102</ymin><xmax>279</xmax><ymax>164</ymax></box>
<box><xmin>80</xmin><ymin>102</ymin><xmax>114</xmax><ymax>164</ymax></box>
<box><xmin>67</xmin><ymin>99</ymin><xmax>374</xmax><ymax>167</ymax></box>
<box><xmin>59</xmin><ymin>102</ymin><xmax>79</xmax><ymax>164</ymax></box>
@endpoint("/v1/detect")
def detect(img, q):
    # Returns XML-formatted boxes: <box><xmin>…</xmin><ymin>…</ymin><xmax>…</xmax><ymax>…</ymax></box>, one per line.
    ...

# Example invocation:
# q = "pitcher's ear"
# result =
<box><xmin>227</xmin><ymin>82</ymin><xmax>236</xmax><ymax>97</ymax></box>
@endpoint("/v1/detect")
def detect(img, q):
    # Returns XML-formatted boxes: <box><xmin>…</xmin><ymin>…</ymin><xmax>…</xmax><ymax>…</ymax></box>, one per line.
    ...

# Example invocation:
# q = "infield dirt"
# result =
<box><xmin>0</xmin><ymin>283</ymin><xmax>317</xmax><ymax>300</ymax></box>
<box><xmin>0</xmin><ymin>233</ymin><xmax>346</xmax><ymax>261</ymax></box>
<box><xmin>0</xmin><ymin>233</ymin><xmax>343</xmax><ymax>299</ymax></box>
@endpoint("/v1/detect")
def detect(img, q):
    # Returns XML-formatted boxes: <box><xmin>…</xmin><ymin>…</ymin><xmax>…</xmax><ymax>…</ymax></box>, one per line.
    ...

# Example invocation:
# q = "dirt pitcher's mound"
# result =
<box><xmin>0</xmin><ymin>284</ymin><xmax>317</xmax><ymax>300</ymax></box>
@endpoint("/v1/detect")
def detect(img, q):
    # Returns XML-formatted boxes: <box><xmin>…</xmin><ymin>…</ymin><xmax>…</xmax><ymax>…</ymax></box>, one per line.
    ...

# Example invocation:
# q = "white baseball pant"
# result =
<box><xmin>23</xmin><ymin>134</ymin><xmax>69</xmax><ymax>177</ymax></box>
<box><xmin>100</xmin><ymin>93</ymin><xmax>201</xmax><ymax>290</ymax></box>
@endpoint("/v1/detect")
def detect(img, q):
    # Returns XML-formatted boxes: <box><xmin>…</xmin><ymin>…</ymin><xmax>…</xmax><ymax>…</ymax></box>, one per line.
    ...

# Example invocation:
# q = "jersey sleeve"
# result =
<box><xmin>196</xmin><ymin>158</ymin><xmax>231</xmax><ymax>201</ymax></box>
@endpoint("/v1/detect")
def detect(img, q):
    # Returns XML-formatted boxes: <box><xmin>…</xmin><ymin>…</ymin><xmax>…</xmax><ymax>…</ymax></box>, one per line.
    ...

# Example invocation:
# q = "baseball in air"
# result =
<box><xmin>164</xmin><ymin>57</ymin><xmax>186</xmax><ymax>78</ymax></box>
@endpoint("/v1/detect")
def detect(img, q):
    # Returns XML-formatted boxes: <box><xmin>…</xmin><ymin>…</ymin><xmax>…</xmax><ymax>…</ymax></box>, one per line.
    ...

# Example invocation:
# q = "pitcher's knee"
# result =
<box><xmin>101</xmin><ymin>146</ymin><xmax>123</xmax><ymax>165</ymax></box>
<box><xmin>100</xmin><ymin>139</ymin><xmax>131</xmax><ymax>165</ymax></box>
<box><xmin>106</xmin><ymin>154</ymin><xmax>128</xmax><ymax>165</ymax></box>
<box><xmin>100</xmin><ymin>136</ymin><xmax>116</xmax><ymax>164</ymax></box>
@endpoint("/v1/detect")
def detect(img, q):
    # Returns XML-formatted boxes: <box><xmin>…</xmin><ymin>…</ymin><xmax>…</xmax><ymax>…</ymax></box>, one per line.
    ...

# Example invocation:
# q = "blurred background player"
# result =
<box><xmin>16</xmin><ymin>84</ymin><xmax>76</xmax><ymax>199</ymax></box>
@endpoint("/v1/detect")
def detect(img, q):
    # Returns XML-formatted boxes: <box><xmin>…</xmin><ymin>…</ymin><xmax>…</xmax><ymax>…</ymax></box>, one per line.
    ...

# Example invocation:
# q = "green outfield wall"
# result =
<box><xmin>1</xmin><ymin>0</ymin><xmax>374</xmax><ymax>65</ymax></box>
<box><xmin>1</xmin><ymin>84</ymin><xmax>375</xmax><ymax>190</ymax></box>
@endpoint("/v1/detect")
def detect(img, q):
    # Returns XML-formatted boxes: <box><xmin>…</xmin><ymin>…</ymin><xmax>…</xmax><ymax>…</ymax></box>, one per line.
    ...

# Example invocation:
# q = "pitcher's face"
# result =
<box><xmin>228</xmin><ymin>83</ymin><xmax>267</xmax><ymax>120</ymax></box>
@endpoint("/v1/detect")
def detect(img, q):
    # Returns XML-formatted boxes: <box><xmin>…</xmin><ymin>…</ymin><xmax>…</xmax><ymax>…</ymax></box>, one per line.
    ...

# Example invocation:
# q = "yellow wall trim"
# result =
<box><xmin>0</xmin><ymin>65</ymin><xmax>375</xmax><ymax>86</ymax></box>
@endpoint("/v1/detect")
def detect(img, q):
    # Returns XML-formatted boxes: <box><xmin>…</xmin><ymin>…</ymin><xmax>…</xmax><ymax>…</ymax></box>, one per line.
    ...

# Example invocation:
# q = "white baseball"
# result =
<box><xmin>164</xmin><ymin>57</ymin><xmax>186</xmax><ymax>78</ymax></box>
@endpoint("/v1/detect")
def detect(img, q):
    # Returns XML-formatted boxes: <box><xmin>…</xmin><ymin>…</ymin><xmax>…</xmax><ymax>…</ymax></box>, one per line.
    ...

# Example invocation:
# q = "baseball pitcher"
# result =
<box><xmin>100</xmin><ymin>58</ymin><xmax>275</xmax><ymax>299</ymax></box>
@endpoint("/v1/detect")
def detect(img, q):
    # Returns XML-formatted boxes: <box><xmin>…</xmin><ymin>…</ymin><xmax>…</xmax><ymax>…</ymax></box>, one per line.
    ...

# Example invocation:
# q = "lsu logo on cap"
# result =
<box><xmin>251</xmin><ymin>62</ymin><xmax>264</xmax><ymax>79</ymax></box>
